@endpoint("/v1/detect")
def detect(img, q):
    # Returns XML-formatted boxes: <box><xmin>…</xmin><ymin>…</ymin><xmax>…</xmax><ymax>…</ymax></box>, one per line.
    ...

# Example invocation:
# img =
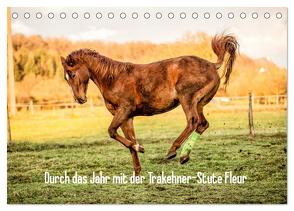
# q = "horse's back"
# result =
<box><xmin>108</xmin><ymin>55</ymin><xmax>218</xmax><ymax>117</ymax></box>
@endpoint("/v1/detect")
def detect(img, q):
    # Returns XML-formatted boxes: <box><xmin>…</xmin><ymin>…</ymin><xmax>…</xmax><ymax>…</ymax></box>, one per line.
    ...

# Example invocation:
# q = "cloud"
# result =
<box><xmin>12</xmin><ymin>20</ymin><xmax>33</xmax><ymax>35</ymax></box>
<box><xmin>67</xmin><ymin>27</ymin><xmax>116</xmax><ymax>41</ymax></box>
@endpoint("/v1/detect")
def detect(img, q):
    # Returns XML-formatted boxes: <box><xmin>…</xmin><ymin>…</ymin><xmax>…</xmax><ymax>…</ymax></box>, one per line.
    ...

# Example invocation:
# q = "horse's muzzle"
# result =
<box><xmin>76</xmin><ymin>97</ymin><xmax>87</xmax><ymax>104</ymax></box>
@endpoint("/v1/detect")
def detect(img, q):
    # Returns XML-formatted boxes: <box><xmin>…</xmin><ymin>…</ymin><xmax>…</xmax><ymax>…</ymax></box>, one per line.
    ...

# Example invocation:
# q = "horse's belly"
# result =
<box><xmin>135</xmin><ymin>99</ymin><xmax>180</xmax><ymax>116</ymax></box>
<box><xmin>135</xmin><ymin>89</ymin><xmax>180</xmax><ymax>116</ymax></box>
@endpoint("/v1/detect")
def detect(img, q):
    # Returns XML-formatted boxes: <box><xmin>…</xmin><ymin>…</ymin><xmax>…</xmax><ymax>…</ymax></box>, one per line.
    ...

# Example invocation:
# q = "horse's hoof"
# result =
<box><xmin>180</xmin><ymin>155</ymin><xmax>190</xmax><ymax>164</ymax></box>
<box><xmin>133</xmin><ymin>144</ymin><xmax>144</xmax><ymax>153</ymax></box>
<box><xmin>166</xmin><ymin>151</ymin><xmax>177</xmax><ymax>160</ymax></box>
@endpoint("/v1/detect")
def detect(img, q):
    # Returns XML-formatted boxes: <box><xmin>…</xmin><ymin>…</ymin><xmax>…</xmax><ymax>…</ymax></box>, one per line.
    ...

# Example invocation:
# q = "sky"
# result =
<box><xmin>11</xmin><ymin>7</ymin><xmax>288</xmax><ymax>68</ymax></box>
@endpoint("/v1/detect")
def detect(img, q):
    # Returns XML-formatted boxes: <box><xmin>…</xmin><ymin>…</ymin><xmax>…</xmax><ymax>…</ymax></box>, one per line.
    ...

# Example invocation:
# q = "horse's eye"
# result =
<box><xmin>70</xmin><ymin>72</ymin><xmax>76</xmax><ymax>78</ymax></box>
<box><xmin>65</xmin><ymin>72</ymin><xmax>75</xmax><ymax>81</ymax></box>
<box><xmin>68</xmin><ymin>72</ymin><xmax>76</xmax><ymax>78</ymax></box>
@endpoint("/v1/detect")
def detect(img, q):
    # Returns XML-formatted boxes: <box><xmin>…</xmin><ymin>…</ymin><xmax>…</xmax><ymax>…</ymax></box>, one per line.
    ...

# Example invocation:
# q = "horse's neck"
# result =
<box><xmin>89</xmin><ymin>69</ymin><xmax>106</xmax><ymax>95</ymax></box>
<box><xmin>85</xmin><ymin>54</ymin><xmax>131</xmax><ymax>97</ymax></box>
<box><xmin>86</xmin><ymin>55</ymin><xmax>112</xmax><ymax>95</ymax></box>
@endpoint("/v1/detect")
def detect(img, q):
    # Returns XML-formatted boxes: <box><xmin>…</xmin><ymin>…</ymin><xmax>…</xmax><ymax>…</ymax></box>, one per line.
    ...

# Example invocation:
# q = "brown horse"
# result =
<box><xmin>61</xmin><ymin>34</ymin><xmax>238</xmax><ymax>175</ymax></box>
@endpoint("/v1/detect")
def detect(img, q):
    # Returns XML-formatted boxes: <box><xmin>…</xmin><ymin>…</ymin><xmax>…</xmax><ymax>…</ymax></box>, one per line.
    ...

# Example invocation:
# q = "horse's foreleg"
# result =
<box><xmin>121</xmin><ymin>118</ymin><xmax>142</xmax><ymax>175</ymax></box>
<box><xmin>108</xmin><ymin>108</ymin><xmax>144</xmax><ymax>153</ymax></box>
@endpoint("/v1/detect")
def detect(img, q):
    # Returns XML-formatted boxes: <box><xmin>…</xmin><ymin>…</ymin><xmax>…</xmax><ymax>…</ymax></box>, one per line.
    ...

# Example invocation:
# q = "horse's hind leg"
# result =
<box><xmin>121</xmin><ymin>118</ymin><xmax>142</xmax><ymax>175</ymax></box>
<box><xmin>165</xmin><ymin>80</ymin><xmax>218</xmax><ymax>161</ymax></box>
<box><xmin>196</xmin><ymin>81</ymin><xmax>220</xmax><ymax>134</ymax></box>
<box><xmin>195</xmin><ymin>107</ymin><xmax>209</xmax><ymax>134</ymax></box>
<box><xmin>165</xmin><ymin>94</ymin><xmax>197</xmax><ymax>160</ymax></box>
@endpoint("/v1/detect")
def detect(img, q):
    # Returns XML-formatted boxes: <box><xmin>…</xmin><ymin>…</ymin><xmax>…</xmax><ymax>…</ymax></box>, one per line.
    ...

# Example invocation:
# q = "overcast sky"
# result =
<box><xmin>11</xmin><ymin>7</ymin><xmax>287</xmax><ymax>68</ymax></box>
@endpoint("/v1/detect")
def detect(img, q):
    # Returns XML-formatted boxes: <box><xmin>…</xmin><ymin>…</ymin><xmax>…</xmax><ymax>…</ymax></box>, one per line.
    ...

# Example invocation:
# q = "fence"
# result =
<box><xmin>206</xmin><ymin>94</ymin><xmax>287</xmax><ymax>111</ymax></box>
<box><xmin>10</xmin><ymin>94</ymin><xmax>287</xmax><ymax>115</ymax></box>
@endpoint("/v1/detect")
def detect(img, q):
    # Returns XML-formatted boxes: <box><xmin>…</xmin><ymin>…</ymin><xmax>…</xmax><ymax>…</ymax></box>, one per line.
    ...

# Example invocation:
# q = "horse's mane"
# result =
<box><xmin>65</xmin><ymin>48</ymin><xmax>132</xmax><ymax>83</ymax></box>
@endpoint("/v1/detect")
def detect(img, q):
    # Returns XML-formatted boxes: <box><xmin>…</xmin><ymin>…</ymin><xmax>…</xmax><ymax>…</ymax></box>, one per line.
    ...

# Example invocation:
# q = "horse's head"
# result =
<box><xmin>60</xmin><ymin>56</ymin><xmax>90</xmax><ymax>104</ymax></box>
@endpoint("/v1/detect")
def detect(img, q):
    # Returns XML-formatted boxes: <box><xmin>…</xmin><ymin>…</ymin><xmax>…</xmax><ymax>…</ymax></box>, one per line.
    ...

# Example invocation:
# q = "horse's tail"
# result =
<box><xmin>211</xmin><ymin>34</ymin><xmax>238</xmax><ymax>88</ymax></box>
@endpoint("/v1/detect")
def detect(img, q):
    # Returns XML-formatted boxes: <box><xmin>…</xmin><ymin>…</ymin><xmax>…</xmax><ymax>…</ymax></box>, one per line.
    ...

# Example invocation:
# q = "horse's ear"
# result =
<box><xmin>60</xmin><ymin>56</ymin><xmax>67</xmax><ymax>67</ymax></box>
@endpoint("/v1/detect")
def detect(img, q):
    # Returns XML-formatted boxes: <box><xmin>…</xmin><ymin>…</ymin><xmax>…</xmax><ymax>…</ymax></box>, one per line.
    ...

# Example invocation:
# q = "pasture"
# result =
<box><xmin>7</xmin><ymin>107</ymin><xmax>287</xmax><ymax>204</ymax></box>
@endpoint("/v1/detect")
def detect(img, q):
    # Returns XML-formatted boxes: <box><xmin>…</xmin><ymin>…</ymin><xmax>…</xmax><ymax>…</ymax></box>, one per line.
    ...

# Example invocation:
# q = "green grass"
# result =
<box><xmin>8</xmin><ymin>107</ymin><xmax>287</xmax><ymax>204</ymax></box>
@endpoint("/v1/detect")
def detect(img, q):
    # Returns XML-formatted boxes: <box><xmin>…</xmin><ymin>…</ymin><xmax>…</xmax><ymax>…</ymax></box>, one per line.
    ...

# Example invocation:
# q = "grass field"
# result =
<box><xmin>8</xmin><ymin>107</ymin><xmax>287</xmax><ymax>204</ymax></box>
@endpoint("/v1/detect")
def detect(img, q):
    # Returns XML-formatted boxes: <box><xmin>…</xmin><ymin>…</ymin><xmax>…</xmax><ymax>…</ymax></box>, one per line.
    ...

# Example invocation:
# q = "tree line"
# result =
<box><xmin>12</xmin><ymin>32</ymin><xmax>287</xmax><ymax>103</ymax></box>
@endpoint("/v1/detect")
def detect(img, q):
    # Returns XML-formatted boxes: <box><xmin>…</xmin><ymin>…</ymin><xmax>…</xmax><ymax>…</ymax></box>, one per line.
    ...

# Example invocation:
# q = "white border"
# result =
<box><xmin>0</xmin><ymin>0</ymin><xmax>292</xmax><ymax>211</ymax></box>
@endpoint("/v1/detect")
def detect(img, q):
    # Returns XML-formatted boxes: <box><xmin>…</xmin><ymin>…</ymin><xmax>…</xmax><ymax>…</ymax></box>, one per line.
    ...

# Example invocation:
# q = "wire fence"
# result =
<box><xmin>10</xmin><ymin>94</ymin><xmax>287</xmax><ymax>115</ymax></box>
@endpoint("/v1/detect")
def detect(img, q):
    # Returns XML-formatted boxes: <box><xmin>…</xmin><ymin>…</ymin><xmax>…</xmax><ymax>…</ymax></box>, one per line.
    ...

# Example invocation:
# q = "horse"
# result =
<box><xmin>60</xmin><ymin>34</ymin><xmax>238</xmax><ymax>175</ymax></box>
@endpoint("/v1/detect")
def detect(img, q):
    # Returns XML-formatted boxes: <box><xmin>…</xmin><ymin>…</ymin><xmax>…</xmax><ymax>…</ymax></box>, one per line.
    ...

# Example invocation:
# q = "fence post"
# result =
<box><xmin>71</xmin><ymin>99</ymin><xmax>74</xmax><ymax>115</ymax></box>
<box><xmin>52</xmin><ymin>105</ymin><xmax>56</xmax><ymax>115</ymax></box>
<box><xmin>248</xmin><ymin>92</ymin><xmax>255</xmax><ymax>139</ymax></box>
<box><xmin>90</xmin><ymin>98</ymin><xmax>94</xmax><ymax>111</ymax></box>
<box><xmin>276</xmin><ymin>94</ymin><xmax>279</xmax><ymax>105</ymax></box>
<box><xmin>7</xmin><ymin>108</ymin><xmax>12</xmax><ymax>143</ymax></box>
<box><xmin>29</xmin><ymin>100</ymin><xmax>34</xmax><ymax>115</ymax></box>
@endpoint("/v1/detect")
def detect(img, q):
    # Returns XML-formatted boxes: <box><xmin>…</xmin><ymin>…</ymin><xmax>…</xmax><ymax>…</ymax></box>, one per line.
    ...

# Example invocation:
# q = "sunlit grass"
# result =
<box><xmin>10</xmin><ymin>107</ymin><xmax>286</xmax><ymax>143</ymax></box>
<box><xmin>8</xmin><ymin>108</ymin><xmax>287</xmax><ymax>203</ymax></box>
